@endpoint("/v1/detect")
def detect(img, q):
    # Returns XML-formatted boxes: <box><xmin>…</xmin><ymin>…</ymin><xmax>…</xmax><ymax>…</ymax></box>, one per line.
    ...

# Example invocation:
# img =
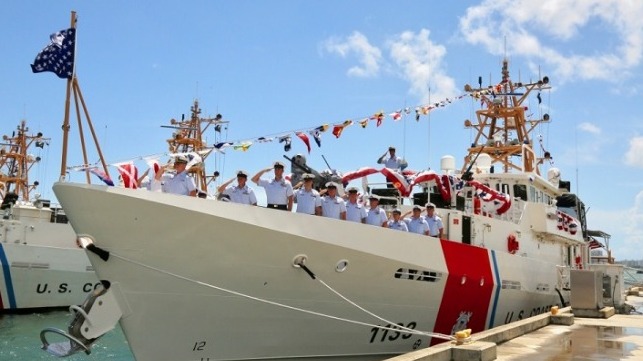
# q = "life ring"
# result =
<box><xmin>575</xmin><ymin>256</ymin><xmax>583</xmax><ymax>269</ymax></box>
<box><xmin>507</xmin><ymin>234</ymin><xmax>519</xmax><ymax>254</ymax></box>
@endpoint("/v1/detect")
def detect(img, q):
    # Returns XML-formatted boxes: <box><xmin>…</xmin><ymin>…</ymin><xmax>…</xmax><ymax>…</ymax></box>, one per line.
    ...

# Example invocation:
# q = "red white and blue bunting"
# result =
<box><xmin>340</xmin><ymin>166</ymin><xmax>513</xmax><ymax>215</ymax></box>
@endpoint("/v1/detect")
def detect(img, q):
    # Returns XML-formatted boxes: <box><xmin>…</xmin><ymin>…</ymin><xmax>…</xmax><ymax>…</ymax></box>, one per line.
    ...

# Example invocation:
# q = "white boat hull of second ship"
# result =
<box><xmin>0</xmin><ymin>203</ymin><xmax>100</xmax><ymax>311</ymax></box>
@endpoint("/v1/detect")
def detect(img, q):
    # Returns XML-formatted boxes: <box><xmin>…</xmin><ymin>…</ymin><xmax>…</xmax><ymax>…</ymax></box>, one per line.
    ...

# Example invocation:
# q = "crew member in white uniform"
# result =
<box><xmin>365</xmin><ymin>195</ymin><xmax>388</xmax><ymax>227</ymax></box>
<box><xmin>217</xmin><ymin>170</ymin><xmax>257</xmax><ymax>205</ymax></box>
<box><xmin>387</xmin><ymin>208</ymin><xmax>408</xmax><ymax>231</ymax></box>
<box><xmin>156</xmin><ymin>155</ymin><xmax>197</xmax><ymax>196</ymax></box>
<box><xmin>321</xmin><ymin>182</ymin><xmax>346</xmax><ymax>220</ymax></box>
<box><xmin>377</xmin><ymin>146</ymin><xmax>407</xmax><ymax>171</ymax></box>
<box><xmin>403</xmin><ymin>205</ymin><xmax>430</xmax><ymax>235</ymax></box>
<box><xmin>251</xmin><ymin>161</ymin><xmax>294</xmax><ymax>211</ymax></box>
<box><xmin>425</xmin><ymin>203</ymin><xmax>444</xmax><ymax>238</ymax></box>
<box><xmin>294</xmin><ymin>173</ymin><xmax>321</xmax><ymax>215</ymax></box>
<box><xmin>345</xmin><ymin>186</ymin><xmax>367</xmax><ymax>223</ymax></box>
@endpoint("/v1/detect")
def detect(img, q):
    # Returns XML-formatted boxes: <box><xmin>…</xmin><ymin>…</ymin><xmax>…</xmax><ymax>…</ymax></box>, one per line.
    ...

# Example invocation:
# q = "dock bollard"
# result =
<box><xmin>454</xmin><ymin>328</ymin><xmax>472</xmax><ymax>345</ymax></box>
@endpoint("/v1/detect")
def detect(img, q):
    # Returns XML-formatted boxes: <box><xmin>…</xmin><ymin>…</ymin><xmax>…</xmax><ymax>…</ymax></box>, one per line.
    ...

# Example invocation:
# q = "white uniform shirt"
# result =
<box><xmin>295</xmin><ymin>188</ymin><xmax>321</xmax><ymax>215</ymax></box>
<box><xmin>425</xmin><ymin>214</ymin><xmax>444</xmax><ymax>237</ymax></box>
<box><xmin>258</xmin><ymin>178</ymin><xmax>293</xmax><ymax>205</ymax></box>
<box><xmin>161</xmin><ymin>171</ymin><xmax>197</xmax><ymax>196</ymax></box>
<box><xmin>346</xmin><ymin>201</ymin><xmax>367</xmax><ymax>223</ymax></box>
<box><xmin>366</xmin><ymin>207</ymin><xmax>388</xmax><ymax>226</ymax></box>
<box><xmin>321</xmin><ymin>195</ymin><xmax>347</xmax><ymax>219</ymax></box>
<box><xmin>404</xmin><ymin>216</ymin><xmax>430</xmax><ymax>235</ymax></box>
<box><xmin>223</xmin><ymin>185</ymin><xmax>257</xmax><ymax>205</ymax></box>
<box><xmin>388</xmin><ymin>219</ymin><xmax>409</xmax><ymax>232</ymax></box>
<box><xmin>379</xmin><ymin>156</ymin><xmax>404</xmax><ymax>170</ymax></box>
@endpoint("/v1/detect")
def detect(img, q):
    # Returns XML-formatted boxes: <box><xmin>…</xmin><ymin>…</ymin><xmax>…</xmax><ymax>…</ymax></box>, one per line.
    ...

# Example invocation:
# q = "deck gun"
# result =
<box><xmin>461</xmin><ymin>145</ymin><xmax>486</xmax><ymax>181</ymax></box>
<box><xmin>283</xmin><ymin>154</ymin><xmax>341</xmax><ymax>191</ymax></box>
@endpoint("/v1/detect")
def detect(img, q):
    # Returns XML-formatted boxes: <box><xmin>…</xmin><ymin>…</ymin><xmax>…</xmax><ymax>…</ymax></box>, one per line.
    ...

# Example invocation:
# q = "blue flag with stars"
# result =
<box><xmin>31</xmin><ymin>28</ymin><xmax>75</xmax><ymax>79</ymax></box>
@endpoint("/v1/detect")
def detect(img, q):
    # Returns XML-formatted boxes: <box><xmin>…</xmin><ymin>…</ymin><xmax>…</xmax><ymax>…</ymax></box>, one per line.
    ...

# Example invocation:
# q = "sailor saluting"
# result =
<box><xmin>251</xmin><ymin>161</ymin><xmax>294</xmax><ymax>211</ymax></box>
<box><xmin>154</xmin><ymin>155</ymin><xmax>197</xmax><ymax>197</ymax></box>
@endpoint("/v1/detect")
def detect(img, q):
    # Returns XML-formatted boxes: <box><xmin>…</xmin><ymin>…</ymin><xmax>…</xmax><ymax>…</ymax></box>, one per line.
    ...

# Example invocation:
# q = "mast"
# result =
<box><xmin>0</xmin><ymin>121</ymin><xmax>50</xmax><ymax>200</ymax></box>
<box><xmin>59</xmin><ymin>11</ymin><xmax>76</xmax><ymax>181</ymax></box>
<box><xmin>462</xmin><ymin>58</ymin><xmax>550</xmax><ymax>175</ymax></box>
<box><xmin>164</xmin><ymin>100</ymin><xmax>227</xmax><ymax>193</ymax></box>
<box><xmin>58</xmin><ymin>11</ymin><xmax>110</xmax><ymax>184</ymax></box>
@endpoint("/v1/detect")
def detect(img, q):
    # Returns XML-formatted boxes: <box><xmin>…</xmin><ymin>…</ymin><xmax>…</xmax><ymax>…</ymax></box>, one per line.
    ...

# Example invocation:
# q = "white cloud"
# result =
<box><xmin>322</xmin><ymin>29</ymin><xmax>458</xmax><ymax>102</ymax></box>
<box><xmin>588</xmin><ymin>201</ymin><xmax>643</xmax><ymax>261</ymax></box>
<box><xmin>322</xmin><ymin>31</ymin><xmax>382</xmax><ymax>77</ymax></box>
<box><xmin>577</xmin><ymin>122</ymin><xmax>601</xmax><ymax>135</ymax></box>
<box><xmin>555</xmin><ymin>123</ymin><xmax>608</xmax><ymax>165</ymax></box>
<box><xmin>387</xmin><ymin>29</ymin><xmax>458</xmax><ymax>102</ymax></box>
<box><xmin>615</xmin><ymin>190</ymin><xmax>643</xmax><ymax>260</ymax></box>
<box><xmin>556</xmin><ymin>139</ymin><xmax>604</xmax><ymax>166</ymax></box>
<box><xmin>625</xmin><ymin>136</ymin><xmax>643</xmax><ymax>168</ymax></box>
<box><xmin>459</xmin><ymin>0</ymin><xmax>643</xmax><ymax>82</ymax></box>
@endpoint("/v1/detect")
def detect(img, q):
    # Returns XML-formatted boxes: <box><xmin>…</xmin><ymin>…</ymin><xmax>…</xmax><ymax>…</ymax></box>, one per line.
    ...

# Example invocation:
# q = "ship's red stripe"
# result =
<box><xmin>431</xmin><ymin>240</ymin><xmax>494</xmax><ymax>344</ymax></box>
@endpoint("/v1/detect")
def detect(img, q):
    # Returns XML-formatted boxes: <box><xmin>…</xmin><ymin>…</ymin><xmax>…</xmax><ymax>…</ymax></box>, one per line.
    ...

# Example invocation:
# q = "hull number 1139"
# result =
<box><xmin>369</xmin><ymin>322</ymin><xmax>417</xmax><ymax>343</ymax></box>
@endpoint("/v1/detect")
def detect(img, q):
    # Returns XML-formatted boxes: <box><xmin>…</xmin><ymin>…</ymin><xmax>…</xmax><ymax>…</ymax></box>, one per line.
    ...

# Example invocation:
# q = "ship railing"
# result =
<box><xmin>363</xmin><ymin>180</ymin><xmax>403</xmax><ymax>208</ymax></box>
<box><xmin>470</xmin><ymin>195</ymin><xmax>523</xmax><ymax>225</ymax></box>
<box><xmin>556</xmin><ymin>265</ymin><xmax>571</xmax><ymax>290</ymax></box>
<box><xmin>509</xmin><ymin>197</ymin><xmax>526</xmax><ymax>224</ymax></box>
<box><xmin>623</xmin><ymin>266</ymin><xmax>643</xmax><ymax>287</ymax></box>
<box><xmin>495</xmin><ymin>198</ymin><xmax>520</xmax><ymax>224</ymax></box>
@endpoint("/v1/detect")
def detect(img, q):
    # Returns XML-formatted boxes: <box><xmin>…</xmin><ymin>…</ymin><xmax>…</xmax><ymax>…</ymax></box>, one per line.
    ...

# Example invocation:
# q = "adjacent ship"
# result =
<box><xmin>0</xmin><ymin>121</ymin><xmax>100</xmax><ymax>312</ymax></box>
<box><xmin>50</xmin><ymin>60</ymin><xmax>612</xmax><ymax>360</ymax></box>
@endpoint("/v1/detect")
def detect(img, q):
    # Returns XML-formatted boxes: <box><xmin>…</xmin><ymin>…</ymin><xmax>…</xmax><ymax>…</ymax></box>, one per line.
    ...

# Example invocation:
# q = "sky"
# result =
<box><xmin>1</xmin><ymin>1</ymin><xmax>643</xmax><ymax>260</ymax></box>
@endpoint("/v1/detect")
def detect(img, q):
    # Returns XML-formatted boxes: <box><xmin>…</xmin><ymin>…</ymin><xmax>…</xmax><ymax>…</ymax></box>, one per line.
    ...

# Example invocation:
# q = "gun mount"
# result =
<box><xmin>285</xmin><ymin>154</ymin><xmax>342</xmax><ymax>191</ymax></box>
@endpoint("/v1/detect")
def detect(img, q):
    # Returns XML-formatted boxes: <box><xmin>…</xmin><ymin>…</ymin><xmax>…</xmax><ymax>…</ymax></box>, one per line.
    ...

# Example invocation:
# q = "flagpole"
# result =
<box><xmin>74</xmin><ymin>78</ymin><xmax>111</xmax><ymax>178</ymax></box>
<box><xmin>71</xmin><ymin>77</ymin><xmax>92</xmax><ymax>184</ymax></box>
<box><xmin>59</xmin><ymin>11</ymin><xmax>77</xmax><ymax>181</ymax></box>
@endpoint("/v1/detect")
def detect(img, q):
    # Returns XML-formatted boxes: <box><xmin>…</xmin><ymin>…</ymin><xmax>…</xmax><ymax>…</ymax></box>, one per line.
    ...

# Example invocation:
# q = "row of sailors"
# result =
<box><xmin>216</xmin><ymin>161</ymin><xmax>444</xmax><ymax>237</ymax></box>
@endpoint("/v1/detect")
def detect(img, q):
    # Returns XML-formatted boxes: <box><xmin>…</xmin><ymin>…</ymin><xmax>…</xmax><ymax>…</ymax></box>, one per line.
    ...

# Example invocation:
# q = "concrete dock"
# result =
<box><xmin>386</xmin><ymin>290</ymin><xmax>643</xmax><ymax>361</ymax></box>
<box><xmin>494</xmin><ymin>312</ymin><xmax>643</xmax><ymax>360</ymax></box>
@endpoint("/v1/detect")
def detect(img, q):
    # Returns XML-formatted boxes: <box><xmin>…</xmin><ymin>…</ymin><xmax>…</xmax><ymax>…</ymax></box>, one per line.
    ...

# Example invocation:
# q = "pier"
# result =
<box><xmin>386</xmin><ymin>288</ymin><xmax>643</xmax><ymax>361</ymax></box>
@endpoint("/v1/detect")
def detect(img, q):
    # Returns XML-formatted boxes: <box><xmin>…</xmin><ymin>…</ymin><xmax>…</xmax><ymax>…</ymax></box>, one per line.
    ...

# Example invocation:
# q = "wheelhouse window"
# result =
<box><xmin>535</xmin><ymin>190</ymin><xmax>542</xmax><ymax>203</ymax></box>
<box><xmin>514</xmin><ymin>184</ymin><xmax>527</xmax><ymax>201</ymax></box>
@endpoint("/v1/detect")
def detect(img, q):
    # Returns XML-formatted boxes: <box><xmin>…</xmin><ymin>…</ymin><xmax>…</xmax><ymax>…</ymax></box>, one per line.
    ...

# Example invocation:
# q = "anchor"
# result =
<box><xmin>40</xmin><ymin>280</ymin><xmax>123</xmax><ymax>357</ymax></box>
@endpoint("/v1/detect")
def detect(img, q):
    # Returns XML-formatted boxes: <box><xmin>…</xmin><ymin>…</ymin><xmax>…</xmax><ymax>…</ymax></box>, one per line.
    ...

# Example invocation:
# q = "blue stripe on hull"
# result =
<box><xmin>0</xmin><ymin>244</ymin><xmax>17</xmax><ymax>309</ymax></box>
<box><xmin>487</xmin><ymin>250</ymin><xmax>501</xmax><ymax>329</ymax></box>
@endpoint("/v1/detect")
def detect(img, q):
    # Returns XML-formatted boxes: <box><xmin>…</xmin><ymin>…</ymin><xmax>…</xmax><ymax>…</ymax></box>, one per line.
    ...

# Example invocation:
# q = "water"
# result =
<box><xmin>0</xmin><ymin>310</ymin><xmax>134</xmax><ymax>360</ymax></box>
<box><xmin>1</xmin><ymin>285</ymin><xmax>641</xmax><ymax>361</ymax></box>
<box><xmin>624</xmin><ymin>267</ymin><xmax>643</xmax><ymax>286</ymax></box>
<box><xmin>496</xmin><ymin>324</ymin><xmax>643</xmax><ymax>360</ymax></box>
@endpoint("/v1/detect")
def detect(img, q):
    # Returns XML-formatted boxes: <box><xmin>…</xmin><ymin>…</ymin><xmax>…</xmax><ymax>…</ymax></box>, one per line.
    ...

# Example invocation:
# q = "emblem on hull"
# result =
<box><xmin>451</xmin><ymin>311</ymin><xmax>472</xmax><ymax>335</ymax></box>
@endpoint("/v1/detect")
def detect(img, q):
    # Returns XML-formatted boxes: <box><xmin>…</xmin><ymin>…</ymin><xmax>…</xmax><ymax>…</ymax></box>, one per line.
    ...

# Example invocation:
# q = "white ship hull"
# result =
<box><xmin>54</xmin><ymin>182</ymin><xmax>568</xmax><ymax>361</ymax></box>
<box><xmin>0</xmin><ymin>205</ymin><xmax>100</xmax><ymax>311</ymax></box>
